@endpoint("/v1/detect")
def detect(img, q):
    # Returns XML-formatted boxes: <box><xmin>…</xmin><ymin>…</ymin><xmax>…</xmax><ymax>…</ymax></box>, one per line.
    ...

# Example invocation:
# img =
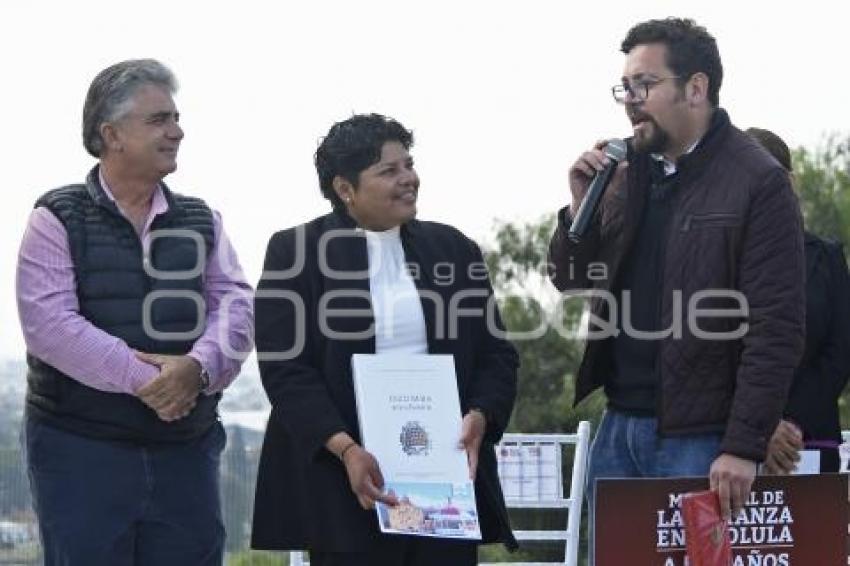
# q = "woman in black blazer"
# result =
<box><xmin>251</xmin><ymin>114</ymin><xmax>519</xmax><ymax>565</ymax></box>
<box><xmin>748</xmin><ymin>128</ymin><xmax>850</xmax><ymax>474</ymax></box>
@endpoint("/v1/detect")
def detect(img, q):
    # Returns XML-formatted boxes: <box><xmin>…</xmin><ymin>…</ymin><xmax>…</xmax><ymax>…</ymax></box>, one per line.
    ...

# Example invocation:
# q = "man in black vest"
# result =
<box><xmin>16</xmin><ymin>59</ymin><xmax>254</xmax><ymax>565</ymax></box>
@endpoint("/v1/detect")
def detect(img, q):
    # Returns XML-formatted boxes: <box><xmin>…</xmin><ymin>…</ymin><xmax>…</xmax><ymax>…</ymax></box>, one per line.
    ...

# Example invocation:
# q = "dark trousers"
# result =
<box><xmin>25</xmin><ymin>416</ymin><xmax>226</xmax><ymax>566</ymax></box>
<box><xmin>309</xmin><ymin>535</ymin><xmax>478</xmax><ymax>566</ymax></box>
<box><xmin>819</xmin><ymin>447</ymin><xmax>840</xmax><ymax>473</ymax></box>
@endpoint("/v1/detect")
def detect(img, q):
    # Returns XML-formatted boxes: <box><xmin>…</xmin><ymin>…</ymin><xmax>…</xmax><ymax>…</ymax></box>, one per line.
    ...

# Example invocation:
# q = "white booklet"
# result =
<box><xmin>351</xmin><ymin>353</ymin><xmax>482</xmax><ymax>540</ymax></box>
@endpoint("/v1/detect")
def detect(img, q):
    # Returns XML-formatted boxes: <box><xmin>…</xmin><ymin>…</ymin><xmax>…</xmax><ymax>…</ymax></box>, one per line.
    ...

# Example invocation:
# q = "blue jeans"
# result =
<box><xmin>26</xmin><ymin>416</ymin><xmax>226</xmax><ymax>566</ymax></box>
<box><xmin>586</xmin><ymin>410</ymin><xmax>721</xmax><ymax>566</ymax></box>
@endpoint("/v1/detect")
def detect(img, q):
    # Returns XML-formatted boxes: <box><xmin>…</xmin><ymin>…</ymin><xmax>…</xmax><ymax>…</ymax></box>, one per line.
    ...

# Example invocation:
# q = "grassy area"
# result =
<box><xmin>227</xmin><ymin>549</ymin><xmax>289</xmax><ymax>565</ymax></box>
<box><xmin>0</xmin><ymin>541</ymin><xmax>40</xmax><ymax>565</ymax></box>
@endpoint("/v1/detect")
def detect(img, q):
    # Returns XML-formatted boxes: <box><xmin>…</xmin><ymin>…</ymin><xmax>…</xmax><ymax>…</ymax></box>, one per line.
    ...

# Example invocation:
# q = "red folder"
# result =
<box><xmin>681</xmin><ymin>490</ymin><xmax>732</xmax><ymax>566</ymax></box>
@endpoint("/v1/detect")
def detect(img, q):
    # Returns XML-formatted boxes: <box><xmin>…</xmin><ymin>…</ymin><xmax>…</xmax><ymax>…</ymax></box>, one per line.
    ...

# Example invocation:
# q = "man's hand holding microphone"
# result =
<box><xmin>567</xmin><ymin>139</ymin><xmax>628</xmax><ymax>241</ymax></box>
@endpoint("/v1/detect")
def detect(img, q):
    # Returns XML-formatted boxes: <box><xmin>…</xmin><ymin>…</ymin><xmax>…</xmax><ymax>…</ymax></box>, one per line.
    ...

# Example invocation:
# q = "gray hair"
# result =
<box><xmin>82</xmin><ymin>59</ymin><xmax>178</xmax><ymax>158</ymax></box>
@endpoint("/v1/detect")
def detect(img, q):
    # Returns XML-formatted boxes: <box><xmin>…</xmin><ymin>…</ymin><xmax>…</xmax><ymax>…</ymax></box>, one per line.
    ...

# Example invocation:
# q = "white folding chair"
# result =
<box><xmin>481</xmin><ymin>421</ymin><xmax>591</xmax><ymax>566</ymax></box>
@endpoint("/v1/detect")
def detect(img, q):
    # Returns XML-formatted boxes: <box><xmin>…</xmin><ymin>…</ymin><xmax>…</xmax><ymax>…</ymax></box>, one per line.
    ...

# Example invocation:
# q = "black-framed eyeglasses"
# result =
<box><xmin>611</xmin><ymin>76</ymin><xmax>681</xmax><ymax>104</ymax></box>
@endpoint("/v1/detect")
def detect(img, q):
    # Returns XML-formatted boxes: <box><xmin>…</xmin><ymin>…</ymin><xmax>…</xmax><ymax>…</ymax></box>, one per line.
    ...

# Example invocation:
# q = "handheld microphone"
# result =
<box><xmin>567</xmin><ymin>138</ymin><xmax>628</xmax><ymax>243</ymax></box>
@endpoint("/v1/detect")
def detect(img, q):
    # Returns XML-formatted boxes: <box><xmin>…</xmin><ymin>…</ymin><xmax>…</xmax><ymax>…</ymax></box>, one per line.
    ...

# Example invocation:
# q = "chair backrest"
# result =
<box><xmin>481</xmin><ymin>421</ymin><xmax>592</xmax><ymax>566</ymax></box>
<box><xmin>291</xmin><ymin>421</ymin><xmax>592</xmax><ymax>566</ymax></box>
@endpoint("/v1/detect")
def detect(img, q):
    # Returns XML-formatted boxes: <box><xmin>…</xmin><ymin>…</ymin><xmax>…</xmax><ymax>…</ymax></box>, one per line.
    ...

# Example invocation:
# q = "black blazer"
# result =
<box><xmin>785</xmin><ymin>233</ymin><xmax>850</xmax><ymax>471</ymax></box>
<box><xmin>251</xmin><ymin>209</ymin><xmax>519</xmax><ymax>552</ymax></box>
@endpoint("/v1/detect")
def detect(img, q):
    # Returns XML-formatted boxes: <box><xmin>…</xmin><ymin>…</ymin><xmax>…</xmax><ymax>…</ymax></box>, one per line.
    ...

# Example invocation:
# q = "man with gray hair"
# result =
<box><xmin>16</xmin><ymin>59</ymin><xmax>254</xmax><ymax>565</ymax></box>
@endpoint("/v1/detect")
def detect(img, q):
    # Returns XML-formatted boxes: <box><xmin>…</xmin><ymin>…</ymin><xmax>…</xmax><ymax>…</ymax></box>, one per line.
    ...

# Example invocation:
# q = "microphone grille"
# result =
<box><xmin>604</xmin><ymin>138</ymin><xmax>627</xmax><ymax>161</ymax></box>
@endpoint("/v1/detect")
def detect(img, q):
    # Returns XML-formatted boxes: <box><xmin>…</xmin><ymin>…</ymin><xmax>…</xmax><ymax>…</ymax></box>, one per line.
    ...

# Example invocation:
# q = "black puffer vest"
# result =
<box><xmin>26</xmin><ymin>166</ymin><xmax>220</xmax><ymax>443</ymax></box>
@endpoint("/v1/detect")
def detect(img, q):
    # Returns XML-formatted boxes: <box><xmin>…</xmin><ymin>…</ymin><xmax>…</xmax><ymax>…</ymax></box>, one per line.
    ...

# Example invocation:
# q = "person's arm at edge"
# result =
<box><xmin>712</xmin><ymin>169</ymin><xmax>805</xmax><ymax>518</ymax></box>
<box><xmin>721</xmin><ymin>169</ymin><xmax>805</xmax><ymax>460</ymax></box>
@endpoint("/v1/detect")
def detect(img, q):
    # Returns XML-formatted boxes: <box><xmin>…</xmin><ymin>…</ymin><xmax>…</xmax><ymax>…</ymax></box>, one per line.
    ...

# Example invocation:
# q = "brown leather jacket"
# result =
<box><xmin>548</xmin><ymin>110</ymin><xmax>805</xmax><ymax>462</ymax></box>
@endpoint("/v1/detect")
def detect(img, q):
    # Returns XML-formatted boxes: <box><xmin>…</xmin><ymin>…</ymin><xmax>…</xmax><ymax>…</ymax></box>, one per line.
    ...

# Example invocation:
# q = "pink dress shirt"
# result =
<box><xmin>16</xmin><ymin>175</ymin><xmax>254</xmax><ymax>396</ymax></box>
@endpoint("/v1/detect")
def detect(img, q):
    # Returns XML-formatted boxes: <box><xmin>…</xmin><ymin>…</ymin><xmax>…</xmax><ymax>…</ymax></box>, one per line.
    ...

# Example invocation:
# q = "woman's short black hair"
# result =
<box><xmin>621</xmin><ymin>17</ymin><xmax>723</xmax><ymax>107</ymax></box>
<box><xmin>314</xmin><ymin>113</ymin><xmax>414</xmax><ymax>209</ymax></box>
<box><xmin>746</xmin><ymin>127</ymin><xmax>792</xmax><ymax>172</ymax></box>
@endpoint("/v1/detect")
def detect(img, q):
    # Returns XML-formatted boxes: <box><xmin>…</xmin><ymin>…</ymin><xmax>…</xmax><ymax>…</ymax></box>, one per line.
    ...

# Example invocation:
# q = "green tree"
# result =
<box><xmin>794</xmin><ymin>134</ymin><xmax>850</xmax><ymax>245</ymax></box>
<box><xmin>484</xmin><ymin>216</ymin><xmax>605</xmax><ymax>435</ymax></box>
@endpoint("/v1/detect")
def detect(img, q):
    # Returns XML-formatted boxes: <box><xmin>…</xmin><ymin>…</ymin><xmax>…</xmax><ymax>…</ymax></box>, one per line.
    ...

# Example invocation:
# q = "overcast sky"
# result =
<box><xmin>1</xmin><ymin>1</ymin><xmax>847</xmax><ymax>359</ymax></box>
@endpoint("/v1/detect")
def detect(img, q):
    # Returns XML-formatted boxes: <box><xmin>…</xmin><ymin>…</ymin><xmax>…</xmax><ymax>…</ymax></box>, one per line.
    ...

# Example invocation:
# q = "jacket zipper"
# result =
<box><xmin>654</xmin><ymin>182</ymin><xmax>682</xmax><ymax>425</ymax></box>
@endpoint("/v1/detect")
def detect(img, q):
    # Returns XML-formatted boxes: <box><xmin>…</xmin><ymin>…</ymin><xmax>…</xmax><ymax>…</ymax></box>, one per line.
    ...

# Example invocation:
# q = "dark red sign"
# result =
<box><xmin>595</xmin><ymin>474</ymin><xmax>848</xmax><ymax>566</ymax></box>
